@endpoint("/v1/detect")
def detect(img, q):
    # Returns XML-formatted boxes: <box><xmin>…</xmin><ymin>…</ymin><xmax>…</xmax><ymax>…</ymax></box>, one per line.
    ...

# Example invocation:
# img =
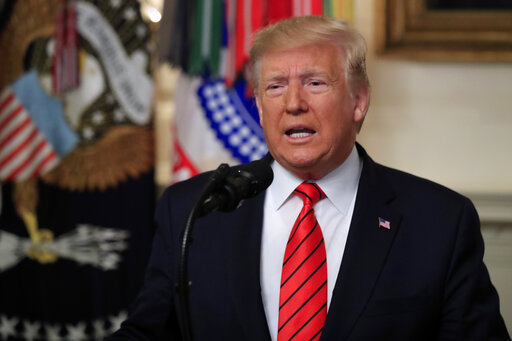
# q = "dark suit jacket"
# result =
<box><xmin>107</xmin><ymin>145</ymin><xmax>509</xmax><ymax>341</ymax></box>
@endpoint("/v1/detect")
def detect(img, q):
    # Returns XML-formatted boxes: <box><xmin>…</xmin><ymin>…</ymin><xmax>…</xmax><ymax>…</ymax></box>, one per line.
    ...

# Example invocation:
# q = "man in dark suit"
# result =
<box><xmin>107</xmin><ymin>16</ymin><xmax>509</xmax><ymax>340</ymax></box>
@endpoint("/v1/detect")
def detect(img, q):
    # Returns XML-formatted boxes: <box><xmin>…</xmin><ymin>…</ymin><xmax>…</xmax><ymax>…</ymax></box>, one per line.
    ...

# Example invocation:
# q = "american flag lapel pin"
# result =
<box><xmin>378</xmin><ymin>217</ymin><xmax>391</xmax><ymax>230</ymax></box>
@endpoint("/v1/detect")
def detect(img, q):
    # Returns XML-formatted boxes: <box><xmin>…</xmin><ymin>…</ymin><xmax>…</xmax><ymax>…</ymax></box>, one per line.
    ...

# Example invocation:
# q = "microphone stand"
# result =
<box><xmin>176</xmin><ymin>164</ymin><xmax>230</xmax><ymax>341</ymax></box>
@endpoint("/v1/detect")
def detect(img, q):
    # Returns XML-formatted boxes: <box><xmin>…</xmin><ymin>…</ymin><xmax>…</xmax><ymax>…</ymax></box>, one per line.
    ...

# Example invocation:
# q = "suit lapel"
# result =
<box><xmin>225</xmin><ymin>192</ymin><xmax>272</xmax><ymax>341</ymax></box>
<box><xmin>321</xmin><ymin>146</ymin><xmax>402</xmax><ymax>341</ymax></box>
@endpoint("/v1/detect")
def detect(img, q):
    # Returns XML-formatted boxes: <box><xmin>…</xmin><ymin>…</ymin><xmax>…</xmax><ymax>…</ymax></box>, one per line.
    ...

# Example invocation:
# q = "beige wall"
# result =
<box><xmin>353</xmin><ymin>1</ymin><xmax>512</xmax><ymax>331</ymax></box>
<box><xmin>355</xmin><ymin>1</ymin><xmax>512</xmax><ymax>195</ymax></box>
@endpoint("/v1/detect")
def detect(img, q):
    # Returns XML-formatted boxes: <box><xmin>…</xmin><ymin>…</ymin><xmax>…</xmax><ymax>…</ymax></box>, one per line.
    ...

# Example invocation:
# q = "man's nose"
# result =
<box><xmin>285</xmin><ymin>82</ymin><xmax>308</xmax><ymax>114</ymax></box>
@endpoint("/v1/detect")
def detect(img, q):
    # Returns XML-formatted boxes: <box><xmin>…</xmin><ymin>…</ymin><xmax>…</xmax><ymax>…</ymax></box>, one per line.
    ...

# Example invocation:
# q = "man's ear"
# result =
<box><xmin>353</xmin><ymin>86</ymin><xmax>370</xmax><ymax>124</ymax></box>
<box><xmin>255</xmin><ymin>94</ymin><xmax>264</xmax><ymax>125</ymax></box>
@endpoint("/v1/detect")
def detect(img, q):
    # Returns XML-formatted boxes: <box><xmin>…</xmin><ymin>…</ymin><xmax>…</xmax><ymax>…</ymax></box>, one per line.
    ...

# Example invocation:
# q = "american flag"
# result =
<box><xmin>378</xmin><ymin>217</ymin><xmax>391</xmax><ymax>230</ymax></box>
<box><xmin>0</xmin><ymin>88</ymin><xmax>60</xmax><ymax>181</ymax></box>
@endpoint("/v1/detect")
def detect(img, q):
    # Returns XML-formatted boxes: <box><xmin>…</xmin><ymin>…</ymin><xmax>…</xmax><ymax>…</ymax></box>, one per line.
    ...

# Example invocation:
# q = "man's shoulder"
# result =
<box><xmin>356</xmin><ymin>144</ymin><xmax>467</xmax><ymax>205</ymax></box>
<box><xmin>156</xmin><ymin>171</ymin><xmax>213</xmax><ymax>213</ymax></box>
<box><xmin>165</xmin><ymin>171</ymin><xmax>213</xmax><ymax>194</ymax></box>
<box><xmin>370</xmin><ymin>159</ymin><xmax>472</xmax><ymax>211</ymax></box>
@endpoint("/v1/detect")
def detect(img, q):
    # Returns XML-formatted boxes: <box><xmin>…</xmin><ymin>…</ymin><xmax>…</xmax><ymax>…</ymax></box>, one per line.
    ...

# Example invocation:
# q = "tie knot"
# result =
<box><xmin>294</xmin><ymin>182</ymin><xmax>325</xmax><ymax>206</ymax></box>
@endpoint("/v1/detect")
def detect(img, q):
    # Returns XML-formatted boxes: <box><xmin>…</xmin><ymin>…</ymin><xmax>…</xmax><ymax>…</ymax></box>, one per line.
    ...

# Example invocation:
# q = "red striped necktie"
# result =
<box><xmin>278</xmin><ymin>182</ymin><xmax>327</xmax><ymax>341</ymax></box>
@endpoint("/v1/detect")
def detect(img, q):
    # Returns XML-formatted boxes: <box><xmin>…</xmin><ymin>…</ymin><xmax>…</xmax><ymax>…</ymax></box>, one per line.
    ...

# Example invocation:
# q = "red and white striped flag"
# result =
<box><xmin>0</xmin><ymin>88</ymin><xmax>59</xmax><ymax>181</ymax></box>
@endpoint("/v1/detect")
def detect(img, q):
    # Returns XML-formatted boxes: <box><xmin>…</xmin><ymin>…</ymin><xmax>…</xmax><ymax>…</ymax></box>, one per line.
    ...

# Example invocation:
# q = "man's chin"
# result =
<box><xmin>279</xmin><ymin>157</ymin><xmax>326</xmax><ymax>180</ymax></box>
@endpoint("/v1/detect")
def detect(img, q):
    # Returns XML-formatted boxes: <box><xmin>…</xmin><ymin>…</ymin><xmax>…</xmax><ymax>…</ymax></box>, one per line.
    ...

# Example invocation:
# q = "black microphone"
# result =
<box><xmin>177</xmin><ymin>159</ymin><xmax>272</xmax><ymax>340</ymax></box>
<box><xmin>200</xmin><ymin>159</ymin><xmax>273</xmax><ymax>216</ymax></box>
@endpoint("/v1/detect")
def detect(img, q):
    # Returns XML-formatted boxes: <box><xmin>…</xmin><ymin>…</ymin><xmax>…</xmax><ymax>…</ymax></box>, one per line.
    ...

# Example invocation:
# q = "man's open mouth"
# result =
<box><xmin>286</xmin><ymin>127</ymin><xmax>316</xmax><ymax>138</ymax></box>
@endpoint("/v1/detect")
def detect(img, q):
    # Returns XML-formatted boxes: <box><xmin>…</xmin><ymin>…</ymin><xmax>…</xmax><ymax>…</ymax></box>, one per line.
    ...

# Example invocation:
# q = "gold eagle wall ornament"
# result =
<box><xmin>0</xmin><ymin>0</ymin><xmax>154</xmax><ymax>260</ymax></box>
<box><xmin>0</xmin><ymin>0</ymin><xmax>155</xmax><ymax>195</ymax></box>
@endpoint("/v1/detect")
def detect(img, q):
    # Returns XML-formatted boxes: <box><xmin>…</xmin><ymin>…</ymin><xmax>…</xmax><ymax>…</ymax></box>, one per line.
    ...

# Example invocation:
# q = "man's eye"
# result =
<box><xmin>306</xmin><ymin>80</ymin><xmax>328</xmax><ymax>92</ymax></box>
<box><xmin>265</xmin><ymin>83</ymin><xmax>286</xmax><ymax>96</ymax></box>
<box><xmin>309</xmin><ymin>80</ymin><xmax>325</xmax><ymax>86</ymax></box>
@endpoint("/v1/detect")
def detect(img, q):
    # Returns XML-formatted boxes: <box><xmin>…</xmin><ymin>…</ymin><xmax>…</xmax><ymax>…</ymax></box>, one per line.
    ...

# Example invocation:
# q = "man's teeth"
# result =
<box><xmin>289</xmin><ymin>132</ymin><xmax>313</xmax><ymax>138</ymax></box>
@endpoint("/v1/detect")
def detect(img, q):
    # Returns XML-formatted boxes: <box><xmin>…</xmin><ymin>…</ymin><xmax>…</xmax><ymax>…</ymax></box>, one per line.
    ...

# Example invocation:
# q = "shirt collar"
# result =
<box><xmin>268</xmin><ymin>145</ymin><xmax>362</xmax><ymax>215</ymax></box>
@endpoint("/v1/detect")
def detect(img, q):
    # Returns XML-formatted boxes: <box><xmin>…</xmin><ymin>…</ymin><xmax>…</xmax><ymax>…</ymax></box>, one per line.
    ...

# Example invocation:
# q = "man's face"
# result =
<box><xmin>255</xmin><ymin>43</ymin><xmax>368</xmax><ymax>180</ymax></box>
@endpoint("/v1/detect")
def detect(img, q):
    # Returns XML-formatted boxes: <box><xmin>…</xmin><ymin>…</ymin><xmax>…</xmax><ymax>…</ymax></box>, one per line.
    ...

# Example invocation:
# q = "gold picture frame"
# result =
<box><xmin>376</xmin><ymin>0</ymin><xmax>512</xmax><ymax>61</ymax></box>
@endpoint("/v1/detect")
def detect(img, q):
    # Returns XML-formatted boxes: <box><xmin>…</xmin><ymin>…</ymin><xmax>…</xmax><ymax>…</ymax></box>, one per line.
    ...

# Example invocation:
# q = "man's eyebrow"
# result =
<box><xmin>299</xmin><ymin>69</ymin><xmax>332</xmax><ymax>79</ymax></box>
<box><xmin>262</xmin><ymin>69</ymin><xmax>336</xmax><ymax>83</ymax></box>
<box><xmin>263</xmin><ymin>73</ymin><xmax>288</xmax><ymax>83</ymax></box>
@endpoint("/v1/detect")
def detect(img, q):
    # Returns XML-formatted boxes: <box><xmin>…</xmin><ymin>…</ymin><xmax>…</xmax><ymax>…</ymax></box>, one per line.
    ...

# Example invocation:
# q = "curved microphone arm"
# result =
<box><xmin>176</xmin><ymin>163</ymin><xmax>230</xmax><ymax>341</ymax></box>
<box><xmin>176</xmin><ymin>159</ymin><xmax>273</xmax><ymax>341</ymax></box>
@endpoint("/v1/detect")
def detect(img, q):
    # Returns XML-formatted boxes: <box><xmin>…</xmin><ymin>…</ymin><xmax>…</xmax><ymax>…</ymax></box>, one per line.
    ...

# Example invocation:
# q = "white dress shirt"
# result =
<box><xmin>260</xmin><ymin>146</ymin><xmax>362</xmax><ymax>340</ymax></box>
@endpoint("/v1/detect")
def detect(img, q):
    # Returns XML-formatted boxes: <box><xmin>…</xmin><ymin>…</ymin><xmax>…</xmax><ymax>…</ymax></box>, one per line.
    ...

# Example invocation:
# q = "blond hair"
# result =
<box><xmin>250</xmin><ymin>15</ymin><xmax>369</xmax><ymax>96</ymax></box>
